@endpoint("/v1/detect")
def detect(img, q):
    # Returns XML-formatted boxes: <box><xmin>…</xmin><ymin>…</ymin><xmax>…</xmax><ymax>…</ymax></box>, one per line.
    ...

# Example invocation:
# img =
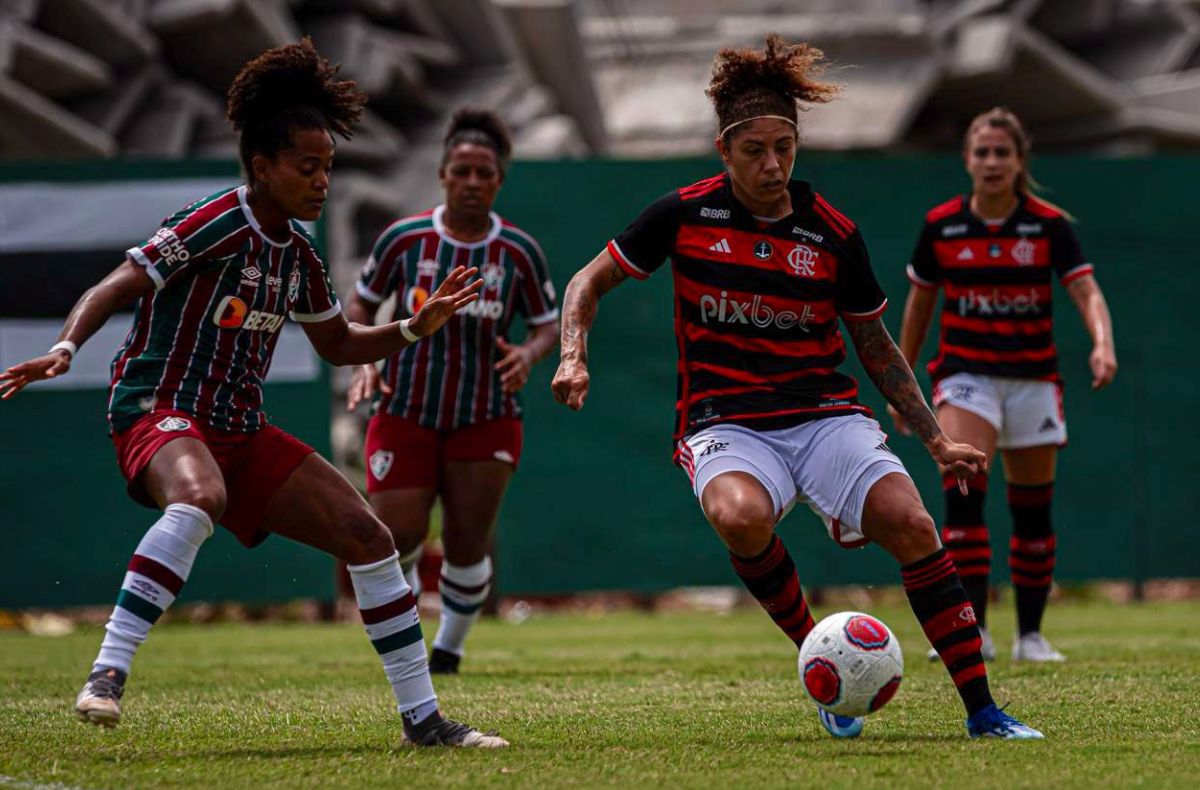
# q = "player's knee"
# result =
<box><xmin>706</xmin><ymin>499</ymin><xmax>775</xmax><ymax>556</ymax></box>
<box><xmin>172</xmin><ymin>484</ymin><xmax>226</xmax><ymax>523</ymax></box>
<box><xmin>342</xmin><ymin>508</ymin><xmax>396</xmax><ymax>565</ymax></box>
<box><xmin>894</xmin><ymin>508</ymin><xmax>939</xmax><ymax>557</ymax></box>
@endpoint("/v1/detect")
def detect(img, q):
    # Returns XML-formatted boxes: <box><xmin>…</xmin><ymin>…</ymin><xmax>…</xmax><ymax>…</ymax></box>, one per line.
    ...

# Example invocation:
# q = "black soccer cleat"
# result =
<box><xmin>401</xmin><ymin>713</ymin><xmax>508</xmax><ymax>748</ymax></box>
<box><xmin>428</xmin><ymin>647</ymin><xmax>461</xmax><ymax>675</ymax></box>
<box><xmin>75</xmin><ymin>667</ymin><xmax>126</xmax><ymax>728</ymax></box>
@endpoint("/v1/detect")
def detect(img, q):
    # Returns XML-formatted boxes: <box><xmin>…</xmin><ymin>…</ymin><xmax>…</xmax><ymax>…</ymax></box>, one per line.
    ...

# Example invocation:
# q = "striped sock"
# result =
<box><xmin>93</xmin><ymin>503</ymin><xmax>213</xmax><ymax>673</ymax></box>
<box><xmin>433</xmin><ymin>557</ymin><xmax>492</xmax><ymax>657</ymax></box>
<box><xmin>942</xmin><ymin>471</ymin><xmax>991</xmax><ymax>627</ymax></box>
<box><xmin>902</xmin><ymin>548</ymin><xmax>994</xmax><ymax>715</ymax></box>
<box><xmin>1008</xmin><ymin>483</ymin><xmax>1056</xmax><ymax>635</ymax></box>
<box><xmin>729</xmin><ymin>535</ymin><xmax>816</xmax><ymax>649</ymax></box>
<box><xmin>348</xmin><ymin>552</ymin><xmax>437</xmax><ymax>723</ymax></box>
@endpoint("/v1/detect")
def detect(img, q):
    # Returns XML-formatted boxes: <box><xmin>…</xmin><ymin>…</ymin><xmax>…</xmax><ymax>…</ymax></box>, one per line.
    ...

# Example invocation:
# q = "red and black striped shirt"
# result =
<box><xmin>608</xmin><ymin>173</ymin><xmax>887</xmax><ymax>447</ymax></box>
<box><xmin>907</xmin><ymin>194</ymin><xmax>1093</xmax><ymax>382</ymax></box>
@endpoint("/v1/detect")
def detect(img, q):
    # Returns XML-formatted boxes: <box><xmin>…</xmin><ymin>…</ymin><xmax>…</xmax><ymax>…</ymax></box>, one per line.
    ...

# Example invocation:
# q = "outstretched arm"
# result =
<box><xmin>0</xmin><ymin>259</ymin><xmax>153</xmax><ymax>399</ymax></box>
<box><xmin>846</xmin><ymin>317</ymin><xmax>986</xmax><ymax>489</ymax></box>
<box><xmin>1066</xmin><ymin>274</ymin><xmax>1116</xmax><ymax>389</ymax></box>
<box><xmin>887</xmin><ymin>284</ymin><xmax>938</xmax><ymax>434</ymax></box>
<box><xmin>550</xmin><ymin>248</ymin><xmax>628</xmax><ymax>410</ymax></box>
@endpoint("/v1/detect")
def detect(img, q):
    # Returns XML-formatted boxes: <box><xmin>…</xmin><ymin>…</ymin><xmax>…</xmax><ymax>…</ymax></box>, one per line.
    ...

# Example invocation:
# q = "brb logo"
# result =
<box><xmin>698</xmin><ymin>291</ymin><xmax>814</xmax><ymax>332</ymax></box>
<box><xmin>958</xmin><ymin>288</ymin><xmax>1043</xmax><ymax>316</ymax></box>
<box><xmin>148</xmin><ymin>228</ymin><xmax>189</xmax><ymax>267</ymax></box>
<box><xmin>212</xmin><ymin>296</ymin><xmax>284</xmax><ymax>333</ymax></box>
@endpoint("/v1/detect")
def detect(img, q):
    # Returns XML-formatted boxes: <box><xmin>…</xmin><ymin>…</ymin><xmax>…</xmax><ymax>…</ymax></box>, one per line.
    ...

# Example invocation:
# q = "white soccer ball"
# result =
<box><xmin>798</xmin><ymin>611</ymin><xmax>904</xmax><ymax>718</ymax></box>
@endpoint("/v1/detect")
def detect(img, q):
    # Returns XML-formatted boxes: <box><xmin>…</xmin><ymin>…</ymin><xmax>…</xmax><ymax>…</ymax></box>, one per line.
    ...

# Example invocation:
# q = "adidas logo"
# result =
<box><xmin>708</xmin><ymin>238</ymin><xmax>732</xmax><ymax>254</ymax></box>
<box><xmin>1039</xmin><ymin>417</ymin><xmax>1057</xmax><ymax>433</ymax></box>
<box><xmin>957</xmin><ymin>247</ymin><xmax>974</xmax><ymax>261</ymax></box>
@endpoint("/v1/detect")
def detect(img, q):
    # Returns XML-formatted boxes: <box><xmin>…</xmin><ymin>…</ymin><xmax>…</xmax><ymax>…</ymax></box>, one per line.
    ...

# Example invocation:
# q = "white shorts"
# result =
<box><xmin>678</xmin><ymin>414</ymin><xmax>910</xmax><ymax>549</ymax></box>
<box><xmin>933</xmin><ymin>372</ymin><xmax>1067</xmax><ymax>450</ymax></box>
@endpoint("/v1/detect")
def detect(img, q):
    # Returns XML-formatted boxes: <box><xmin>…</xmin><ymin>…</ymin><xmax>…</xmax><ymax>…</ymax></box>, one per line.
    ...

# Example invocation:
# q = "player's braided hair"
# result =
<box><xmin>964</xmin><ymin>107</ymin><xmax>1072</xmax><ymax>218</ymax></box>
<box><xmin>706</xmin><ymin>34</ymin><xmax>840</xmax><ymax>142</ymax></box>
<box><xmin>442</xmin><ymin>107</ymin><xmax>512</xmax><ymax>174</ymax></box>
<box><xmin>226</xmin><ymin>37</ymin><xmax>367</xmax><ymax>182</ymax></box>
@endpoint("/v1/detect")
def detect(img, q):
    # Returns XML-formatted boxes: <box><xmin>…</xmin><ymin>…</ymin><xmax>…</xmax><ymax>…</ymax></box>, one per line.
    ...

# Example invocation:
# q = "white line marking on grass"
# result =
<box><xmin>0</xmin><ymin>775</ymin><xmax>90</xmax><ymax>790</ymax></box>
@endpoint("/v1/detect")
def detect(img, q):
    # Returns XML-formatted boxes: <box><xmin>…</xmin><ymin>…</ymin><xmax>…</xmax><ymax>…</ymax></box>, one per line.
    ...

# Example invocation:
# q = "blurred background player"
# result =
<box><xmin>341</xmin><ymin>108</ymin><xmax>559</xmax><ymax>674</ymax></box>
<box><xmin>892</xmin><ymin>107</ymin><xmax>1117</xmax><ymax>663</ymax></box>
<box><xmin>0</xmin><ymin>40</ymin><xmax>505</xmax><ymax>749</ymax></box>
<box><xmin>551</xmin><ymin>36</ymin><xmax>1040</xmax><ymax>740</ymax></box>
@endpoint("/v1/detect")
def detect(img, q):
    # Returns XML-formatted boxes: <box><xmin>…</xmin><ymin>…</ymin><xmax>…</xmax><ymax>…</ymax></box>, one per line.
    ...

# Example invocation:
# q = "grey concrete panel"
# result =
<box><xmin>0</xmin><ymin>0</ymin><xmax>40</xmax><ymax>22</ymax></box>
<box><xmin>121</xmin><ymin>80</ymin><xmax>221</xmax><ymax>157</ymax></box>
<box><xmin>0</xmin><ymin>18</ymin><xmax>110</xmax><ymax>99</ymax></box>
<box><xmin>36</xmin><ymin>0</ymin><xmax>157</xmax><ymax>67</ymax></box>
<box><xmin>70</xmin><ymin>63</ymin><xmax>167</xmax><ymax>135</ymax></box>
<box><xmin>430</xmin><ymin>0</ymin><xmax>516</xmax><ymax>66</ymax></box>
<box><xmin>0</xmin><ymin>72</ymin><xmax>116</xmax><ymax>157</ymax></box>
<box><xmin>1068</xmin><ymin>2</ymin><xmax>1200</xmax><ymax>81</ymax></box>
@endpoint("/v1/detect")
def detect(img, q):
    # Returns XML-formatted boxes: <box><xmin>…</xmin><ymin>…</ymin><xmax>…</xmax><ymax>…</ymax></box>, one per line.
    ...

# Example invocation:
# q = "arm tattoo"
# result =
<box><xmin>847</xmin><ymin>318</ymin><xmax>943</xmax><ymax>445</ymax></box>
<box><xmin>609</xmin><ymin>260</ymin><xmax>628</xmax><ymax>285</ymax></box>
<box><xmin>561</xmin><ymin>260</ymin><xmax>626</xmax><ymax>364</ymax></box>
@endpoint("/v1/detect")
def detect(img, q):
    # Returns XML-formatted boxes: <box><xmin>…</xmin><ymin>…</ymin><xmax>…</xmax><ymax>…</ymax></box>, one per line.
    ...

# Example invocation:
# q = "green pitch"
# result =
<box><xmin>1</xmin><ymin>600</ymin><xmax>1197</xmax><ymax>788</ymax></box>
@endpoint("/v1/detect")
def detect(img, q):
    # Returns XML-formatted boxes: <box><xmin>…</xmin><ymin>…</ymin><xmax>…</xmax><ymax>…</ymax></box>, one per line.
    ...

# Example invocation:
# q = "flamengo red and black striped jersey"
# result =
<box><xmin>355</xmin><ymin>205</ymin><xmax>557</xmax><ymax>429</ymax></box>
<box><xmin>108</xmin><ymin>185</ymin><xmax>340</xmax><ymax>433</ymax></box>
<box><xmin>907</xmin><ymin>194</ymin><xmax>1093</xmax><ymax>382</ymax></box>
<box><xmin>608</xmin><ymin>173</ymin><xmax>888</xmax><ymax>445</ymax></box>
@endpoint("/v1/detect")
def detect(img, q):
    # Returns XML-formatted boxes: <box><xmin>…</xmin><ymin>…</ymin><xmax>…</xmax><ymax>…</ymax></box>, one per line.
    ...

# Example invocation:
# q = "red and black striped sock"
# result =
<box><xmin>902</xmin><ymin>548</ymin><xmax>994</xmax><ymax>715</ymax></box>
<box><xmin>941</xmin><ymin>471</ymin><xmax>991</xmax><ymax>627</ymax></box>
<box><xmin>1008</xmin><ymin>482</ymin><xmax>1056</xmax><ymax>635</ymax></box>
<box><xmin>730</xmin><ymin>534</ymin><xmax>816</xmax><ymax>650</ymax></box>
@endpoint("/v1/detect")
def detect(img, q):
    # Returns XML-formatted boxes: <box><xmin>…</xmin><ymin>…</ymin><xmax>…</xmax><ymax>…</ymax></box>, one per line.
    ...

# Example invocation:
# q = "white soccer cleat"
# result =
<box><xmin>927</xmin><ymin>626</ymin><xmax>995</xmax><ymax>662</ymax></box>
<box><xmin>75</xmin><ymin>667</ymin><xmax>126</xmax><ymax>728</ymax></box>
<box><xmin>1012</xmin><ymin>632</ymin><xmax>1066</xmax><ymax>663</ymax></box>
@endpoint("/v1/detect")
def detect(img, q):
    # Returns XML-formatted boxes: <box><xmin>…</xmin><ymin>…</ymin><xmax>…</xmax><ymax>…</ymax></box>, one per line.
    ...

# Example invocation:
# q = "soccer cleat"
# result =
<box><xmin>817</xmin><ymin>708</ymin><xmax>864</xmax><ymax>739</ymax></box>
<box><xmin>75</xmin><ymin>667</ymin><xmax>126</xmax><ymax>728</ymax></box>
<box><xmin>966</xmin><ymin>704</ymin><xmax>1044</xmax><ymax>739</ymax></box>
<box><xmin>428</xmin><ymin>647</ymin><xmax>461</xmax><ymax>675</ymax></box>
<box><xmin>401</xmin><ymin>713</ymin><xmax>509</xmax><ymax>748</ymax></box>
<box><xmin>927</xmin><ymin>625</ymin><xmax>995</xmax><ymax>662</ymax></box>
<box><xmin>1012</xmin><ymin>632</ymin><xmax>1066</xmax><ymax>662</ymax></box>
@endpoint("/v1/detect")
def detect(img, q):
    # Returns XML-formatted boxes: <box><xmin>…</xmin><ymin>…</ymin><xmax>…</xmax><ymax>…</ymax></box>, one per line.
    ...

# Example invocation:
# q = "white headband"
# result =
<box><xmin>719</xmin><ymin>114</ymin><xmax>798</xmax><ymax>140</ymax></box>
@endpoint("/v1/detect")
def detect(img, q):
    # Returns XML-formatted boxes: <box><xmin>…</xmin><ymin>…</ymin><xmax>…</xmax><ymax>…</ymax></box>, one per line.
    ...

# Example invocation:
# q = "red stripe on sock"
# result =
<box><xmin>1007</xmin><ymin>484</ymin><xmax>1053</xmax><ymax>507</ymax></box>
<box><xmin>128</xmin><ymin>554</ymin><xmax>185</xmax><ymax>595</ymax></box>
<box><xmin>939</xmin><ymin>637</ymin><xmax>984</xmax><ymax>666</ymax></box>
<box><xmin>952</xmin><ymin>662</ymin><xmax>989</xmax><ymax>688</ymax></box>
<box><xmin>730</xmin><ymin>537</ymin><xmax>785</xmax><ymax>578</ymax></box>
<box><xmin>758</xmin><ymin>575</ymin><xmax>802</xmax><ymax>614</ymax></box>
<box><xmin>360</xmin><ymin>592</ymin><xmax>416</xmax><ymax>624</ymax></box>
<box><xmin>1011</xmin><ymin>573</ymin><xmax>1053</xmax><ymax>588</ymax></box>
<box><xmin>1011</xmin><ymin>536</ymin><xmax>1056</xmax><ymax>553</ymax></box>
<box><xmin>1010</xmin><ymin>557</ymin><xmax>1055</xmax><ymax>574</ymax></box>
<box><xmin>946</xmin><ymin>547</ymin><xmax>993</xmax><ymax>563</ymax></box>
<box><xmin>923</xmin><ymin>602</ymin><xmax>978</xmax><ymax>644</ymax></box>
<box><xmin>943</xmin><ymin>525</ymin><xmax>989</xmax><ymax>542</ymax></box>
<box><xmin>944</xmin><ymin>471</ymin><xmax>988</xmax><ymax>492</ymax></box>
<box><xmin>902</xmin><ymin>556</ymin><xmax>956</xmax><ymax>588</ymax></box>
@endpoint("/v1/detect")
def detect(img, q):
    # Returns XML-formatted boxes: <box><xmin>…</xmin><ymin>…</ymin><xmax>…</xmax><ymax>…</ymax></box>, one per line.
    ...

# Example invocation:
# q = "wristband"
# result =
<box><xmin>49</xmin><ymin>340</ymin><xmax>78</xmax><ymax>359</ymax></box>
<box><xmin>398</xmin><ymin>319</ymin><xmax>421</xmax><ymax>343</ymax></box>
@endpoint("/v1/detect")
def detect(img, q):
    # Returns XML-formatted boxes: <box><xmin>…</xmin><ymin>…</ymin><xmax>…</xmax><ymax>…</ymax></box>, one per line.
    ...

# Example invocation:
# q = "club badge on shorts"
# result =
<box><xmin>369</xmin><ymin>449</ymin><xmax>394</xmax><ymax>481</ymax></box>
<box><xmin>156</xmin><ymin>416</ymin><xmax>191</xmax><ymax>432</ymax></box>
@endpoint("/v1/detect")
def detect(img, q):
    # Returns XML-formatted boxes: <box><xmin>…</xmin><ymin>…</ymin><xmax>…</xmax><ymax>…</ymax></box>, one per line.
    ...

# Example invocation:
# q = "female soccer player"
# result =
<box><xmin>894</xmin><ymin>107</ymin><xmax>1116</xmax><ymax>663</ymax></box>
<box><xmin>343</xmin><ymin>108</ymin><xmax>558</xmax><ymax>674</ymax></box>
<box><xmin>0</xmin><ymin>40</ymin><xmax>506</xmax><ymax>748</ymax></box>
<box><xmin>551</xmin><ymin>36</ymin><xmax>1041</xmax><ymax>740</ymax></box>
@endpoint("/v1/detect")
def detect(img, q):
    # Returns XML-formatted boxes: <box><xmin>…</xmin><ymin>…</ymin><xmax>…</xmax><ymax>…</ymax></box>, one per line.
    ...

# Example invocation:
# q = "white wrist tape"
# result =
<box><xmin>398</xmin><ymin>319</ymin><xmax>420</xmax><ymax>343</ymax></box>
<box><xmin>49</xmin><ymin>340</ymin><xmax>78</xmax><ymax>359</ymax></box>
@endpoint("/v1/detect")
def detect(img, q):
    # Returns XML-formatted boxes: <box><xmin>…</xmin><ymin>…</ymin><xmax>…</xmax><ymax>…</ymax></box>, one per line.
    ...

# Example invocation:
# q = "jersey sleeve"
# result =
<box><xmin>606</xmin><ymin>191</ymin><xmax>682</xmax><ymax>280</ymax></box>
<box><xmin>513</xmin><ymin>234</ymin><xmax>559</xmax><ymax>326</ymax></box>
<box><xmin>1049</xmin><ymin>218</ymin><xmax>1092</xmax><ymax>285</ymax></box>
<box><xmin>906</xmin><ymin>222</ymin><xmax>940</xmax><ymax>290</ymax></box>
<box><xmin>355</xmin><ymin>228</ymin><xmax>408</xmax><ymax>304</ymax></box>
<box><xmin>290</xmin><ymin>232</ymin><xmax>342</xmax><ymax>323</ymax></box>
<box><xmin>836</xmin><ymin>229</ymin><xmax>888</xmax><ymax>321</ymax></box>
<box><xmin>126</xmin><ymin>200</ymin><xmax>230</xmax><ymax>289</ymax></box>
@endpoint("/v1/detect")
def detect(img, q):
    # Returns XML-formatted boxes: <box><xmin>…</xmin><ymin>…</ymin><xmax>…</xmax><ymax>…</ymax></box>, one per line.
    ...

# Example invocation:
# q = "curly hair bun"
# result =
<box><xmin>445</xmin><ymin>107</ymin><xmax>512</xmax><ymax>161</ymax></box>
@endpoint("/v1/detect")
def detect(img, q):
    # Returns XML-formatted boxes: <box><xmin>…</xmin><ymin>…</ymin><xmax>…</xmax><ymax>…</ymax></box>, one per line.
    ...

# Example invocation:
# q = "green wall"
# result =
<box><xmin>492</xmin><ymin>156</ymin><xmax>1200</xmax><ymax>593</ymax></box>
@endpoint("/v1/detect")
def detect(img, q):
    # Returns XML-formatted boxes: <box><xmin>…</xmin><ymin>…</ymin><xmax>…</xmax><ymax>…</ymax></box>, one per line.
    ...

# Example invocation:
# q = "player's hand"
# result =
<box><xmin>495</xmin><ymin>337</ymin><xmax>533</xmax><ymax>394</ymax></box>
<box><xmin>929</xmin><ymin>435</ymin><xmax>987</xmax><ymax>494</ymax></box>
<box><xmin>0</xmin><ymin>350</ymin><xmax>72</xmax><ymax>400</ymax></box>
<box><xmin>551</xmin><ymin>358</ymin><xmax>590</xmax><ymax>411</ymax></box>
<box><xmin>347</xmin><ymin>364</ymin><xmax>390</xmax><ymax>411</ymax></box>
<box><xmin>408</xmin><ymin>265</ymin><xmax>482</xmax><ymax>338</ymax></box>
<box><xmin>886</xmin><ymin>404</ymin><xmax>912</xmax><ymax>436</ymax></box>
<box><xmin>1089</xmin><ymin>343</ymin><xmax>1117</xmax><ymax>390</ymax></box>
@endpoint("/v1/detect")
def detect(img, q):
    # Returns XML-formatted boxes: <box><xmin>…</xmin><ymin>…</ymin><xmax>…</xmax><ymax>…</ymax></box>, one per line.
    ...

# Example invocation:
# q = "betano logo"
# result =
<box><xmin>698</xmin><ymin>291</ymin><xmax>814</xmax><ymax>332</ymax></box>
<box><xmin>213</xmin><ymin>295</ymin><xmax>284</xmax><ymax>333</ymax></box>
<box><xmin>404</xmin><ymin>286</ymin><xmax>430</xmax><ymax>315</ymax></box>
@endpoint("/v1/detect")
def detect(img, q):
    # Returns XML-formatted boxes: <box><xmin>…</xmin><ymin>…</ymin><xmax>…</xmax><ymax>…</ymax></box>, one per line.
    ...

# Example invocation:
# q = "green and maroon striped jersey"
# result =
<box><xmin>107</xmin><ymin>185</ymin><xmax>340</xmax><ymax>433</ymax></box>
<box><xmin>356</xmin><ymin>205</ymin><xmax>557</xmax><ymax>429</ymax></box>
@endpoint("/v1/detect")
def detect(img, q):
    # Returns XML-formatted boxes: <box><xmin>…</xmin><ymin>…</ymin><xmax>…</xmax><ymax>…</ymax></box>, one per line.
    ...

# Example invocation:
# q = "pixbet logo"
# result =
<box><xmin>958</xmin><ymin>288</ymin><xmax>1042</xmax><ymax>316</ymax></box>
<box><xmin>698</xmin><ymin>291</ymin><xmax>813</xmax><ymax>332</ymax></box>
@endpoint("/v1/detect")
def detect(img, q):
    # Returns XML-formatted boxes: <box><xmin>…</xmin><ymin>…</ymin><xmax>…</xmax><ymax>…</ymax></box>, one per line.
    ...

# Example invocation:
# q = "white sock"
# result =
<box><xmin>399</xmin><ymin>545</ymin><xmax>423</xmax><ymax>598</ymax></box>
<box><xmin>93</xmin><ymin>504</ymin><xmax>213</xmax><ymax>674</ymax></box>
<box><xmin>433</xmin><ymin>557</ymin><xmax>492</xmax><ymax>657</ymax></box>
<box><xmin>348</xmin><ymin>551</ymin><xmax>437</xmax><ymax>720</ymax></box>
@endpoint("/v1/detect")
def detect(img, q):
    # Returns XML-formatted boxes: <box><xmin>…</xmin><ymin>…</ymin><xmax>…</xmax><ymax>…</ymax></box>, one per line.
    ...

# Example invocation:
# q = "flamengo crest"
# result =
<box><xmin>787</xmin><ymin>244</ymin><xmax>818</xmax><ymax>277</ymax></box>
<box><xmin>369</xmin><ymin>449</ymin><xmax>394</xmax><ymax>480</ymax></box>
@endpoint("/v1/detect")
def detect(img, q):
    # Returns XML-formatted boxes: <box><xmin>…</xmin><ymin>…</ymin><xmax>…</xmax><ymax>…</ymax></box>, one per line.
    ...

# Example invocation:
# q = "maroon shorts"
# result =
<box><xmin>364</xmin><ymin>414</ymin><xmax>523</xmax><ymax>492</ymax></box>
<box><xmin>113</xmin><ymin>409</ymin><xmax>315</xmax><ymax>547</ymax></box>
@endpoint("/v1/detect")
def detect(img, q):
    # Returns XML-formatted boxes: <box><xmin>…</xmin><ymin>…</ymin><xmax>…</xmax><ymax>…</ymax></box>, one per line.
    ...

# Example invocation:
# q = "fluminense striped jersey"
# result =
<box><xmin>907</xmin><ymin>194</ymin><xmax>1092</xmax><ymax>382</ymax></box>
<box><xmin>356</xmin><ymin>205</ymin><xmax>557</xmax><ymax>429</ymax></box>
<box><xmin>108</xmin><ymin>185</ymin><xmax>340</xmax><ymax>433</ymax></box>
<box><xmin>608</xmin><ymin>173</ymin><xmax>888</xmax><ymax>448</ymax></box>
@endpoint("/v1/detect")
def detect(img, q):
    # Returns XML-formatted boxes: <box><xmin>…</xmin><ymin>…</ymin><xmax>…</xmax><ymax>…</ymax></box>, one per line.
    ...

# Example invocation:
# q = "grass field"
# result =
<box><xmin>1</xmin><ymin>599</ymin><xmax>1198</xmax><ymax>789</ymax></box>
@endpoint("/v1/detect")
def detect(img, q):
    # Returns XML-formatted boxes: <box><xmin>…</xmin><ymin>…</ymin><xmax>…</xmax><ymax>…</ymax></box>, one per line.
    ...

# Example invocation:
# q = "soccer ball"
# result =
<box><xmin>798</xmin><ymin>611</ymin><xmax>904</xmax><ymax>718</ymax></box>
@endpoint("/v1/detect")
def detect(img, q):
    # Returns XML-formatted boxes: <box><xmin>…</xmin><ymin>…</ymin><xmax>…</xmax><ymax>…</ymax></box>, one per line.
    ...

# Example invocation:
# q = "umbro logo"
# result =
<box><xmin>708</xmin><ymin>238</ymin><xmax>732</xmax><ymax>254</ymax></box>
<box><xmin>957</xmin><ymin>247</ymin><xmax>974</xmax><ymax>261</ymax></box>
<box><xmin>1039</xmin><ymin>417</ymin><xmax>1057</xmax><ymax>433</ymax></box>
<box><xmin>242</xmin><ymin>265</ymin><xmax>262</xmax><ymax>280</ymax></box>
